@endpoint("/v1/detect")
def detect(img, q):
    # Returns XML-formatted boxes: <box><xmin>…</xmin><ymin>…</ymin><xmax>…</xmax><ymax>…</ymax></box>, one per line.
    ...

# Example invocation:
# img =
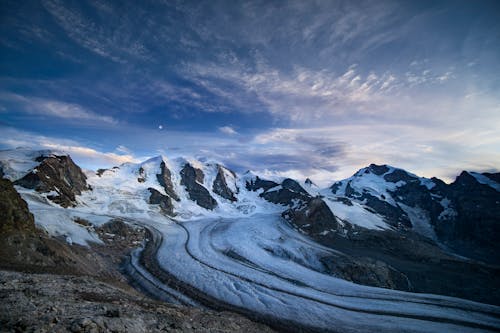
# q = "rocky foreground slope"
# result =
<box><xmin>0</xmin><ymin>270</ymin><xmax>274</xmax><ymax>333</ymax></box>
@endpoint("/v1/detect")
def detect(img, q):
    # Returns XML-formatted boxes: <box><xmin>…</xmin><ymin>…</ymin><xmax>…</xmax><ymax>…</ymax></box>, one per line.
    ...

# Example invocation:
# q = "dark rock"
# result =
<box><xmin>368</xmin><ymin>164</ymin><xmax>390</xmax><ymax>176</ymax></box>
<box><xmin>14</xmin><ymin>155</ymin><xmax>89</xmax><ymax>207</ymax></box>
<box><xmin>212</xmin><ymin>165</ymin><xmax>237</xmax><ymax>202</ymax></box>
<box><xmin>245</xmin><ymin>176</ymin><xmax>279</xmax><ymax>192</ymax></box>
<box><xmin>330</xmin><ymin>182</ymin><xmax>341</xmax><ymax>194</ymax></box>
<box><xmin>180</xmin><ymin>164</ymin><xmax>217</xmax><ymax>210</ymax></box>
<box><xmin>384</xmin><ymin>169</ymin><xmax>417</xmax><ymax>183</ymax></box>
<box><xmin>433</xmin><ymin>171</ymin><xmax>500</xmax><ymax>262</ymax></box>
<box><xmin>148</xmin><ymin>188</ymin><xmax>175</xmax><ymax>216</ymax></box>
<box><xmin>282</xmin><ymin>178</ymin><xmax>309</xmax><ymax>196</ymax></box>
<box><xmin>304</xmin><ymin>178</ymin><xmax>315</xmax><ymax>186</ymax></box>
<box><xmin>282</xmin><ymin>198</ymin><xmax>341</xmax><ymax>234</ymax></box>
<box><xmin>137</xmin><ymin>167</ymin><xmax>145</xmax><ymax>183</ymax></box>
<box><xmin>483</xmin><ymin>172</ymin><xmax>500</xmax><ymax>183</ymax></box>
<box><xmin>0</xmin><ymin>178</ymin><xmax>36</xmax><ymax>234</ymax></box>
<box><xmin>253</xmin><ymin>178</ymin><xmax>311</xmax><ymax>207</ymax></box>
<box><xmin>361</xmin><ymin>193</ymin><xmax>411</xmax><ymax>228</ymax></box>
<box><xmin>342</xmin><ymin>179</ymin><xmax>411</xmax><ymax>229</ymax></box>
<box><xmin>261</xmin><ymin>186</ymin><xmax>310</xmax><ymax>207</ymax></box>
<box><xmin>156</xmin><ymin>162</ymin><xmax>179</xmax><ymax>201</ymax></box>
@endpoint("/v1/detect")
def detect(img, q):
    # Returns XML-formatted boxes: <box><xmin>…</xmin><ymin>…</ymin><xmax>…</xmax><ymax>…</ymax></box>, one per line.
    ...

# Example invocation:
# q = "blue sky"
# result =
<box><xmin>1</xmin><ymin>0</ymin><xmax>499</xmax><ymax>184</ymax></box>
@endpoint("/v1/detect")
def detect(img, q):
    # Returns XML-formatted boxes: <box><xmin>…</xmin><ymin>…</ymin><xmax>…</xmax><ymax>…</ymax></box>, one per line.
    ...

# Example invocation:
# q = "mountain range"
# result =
<box><xmin>1</xmin><ymin>147</ymin><xmax>499</xmax><ymax>332</ymax></box>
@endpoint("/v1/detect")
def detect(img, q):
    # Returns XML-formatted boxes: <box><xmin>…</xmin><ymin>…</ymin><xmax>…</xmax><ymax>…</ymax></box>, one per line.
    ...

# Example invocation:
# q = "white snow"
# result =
<box><xmin>323</xmin><ymin>197</ymin><xmax>390</xmax><ymax>230</ymax></box>
<box><xmin>469</xmin><ymin>172</ymin><xmax>500</xmax><ymax>192</ymax></box>
<box><xmin>398</xmin><ymin>203</ymin><xmax>437</xmax><ymax>240</ymax></box>
<box><xmin>438</xmin><ymin>198</ymin><xmax>457</xmax><ymax>221</ymax></box>
<box><xmin>0</xmin><ymin>148</ymin><xmax>61</xmax><ymax>181</ymax></box>
<box><xmin>16</xmin><ymin>186</ymin><xmax>105</xmax><ymax>246</ymax></box>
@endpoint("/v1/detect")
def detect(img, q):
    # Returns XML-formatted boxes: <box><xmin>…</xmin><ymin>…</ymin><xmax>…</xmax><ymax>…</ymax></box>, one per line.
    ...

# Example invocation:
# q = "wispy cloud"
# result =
<box><xmin>41</xmin><ymin>0</ymin><xmax>154</xmax><ymax>63</ymax></box>
<box><xmin>0</xmin><ymin>93</ymin><xmax>117</xmax><ymax>124</ymax></box>
<box><xmin>0</xmin><ymin>127</ymin><xmax>137</xmax><ymax>169</ymax></box>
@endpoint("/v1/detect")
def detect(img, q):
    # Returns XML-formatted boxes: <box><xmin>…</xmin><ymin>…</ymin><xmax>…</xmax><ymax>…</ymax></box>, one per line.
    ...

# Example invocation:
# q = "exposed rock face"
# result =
<box><xmin>245</xmin><ymin>176</ymin><xmax>279</xmax><ymax>192</ymax></box>
<box><xmin>148</xmin><ymin>188</ymin><xmax>175</xmax><ymax>216</ymax></box>
<box><xmin>180</xmin><ymin>164</ymin><xmax>217</xmax><ymax>210</ymax></box>
<box><xmin>212</xmin><ymin>165</ymin><xmax>237</xmax><ymax>202</ymax></box>
<box><xmin>304</xmin><ymin>178</ymin><xmax>315</xmax><ymax>187</ymax></box>
<box><xmin>258</xmin><ymin>178</ymin><xmax>311</xmax><ymax>206</ymax></box>
<box><xmin>14</xmin><ymin>155</ymin><xmax>89</xmax><ymax>207</ymax></box>
<box><xmin>434</xmin><ymin>171</ymin><xmax>500</xmax><ymax>261</ymax></box>
<box><xmin>247</xmin><ymin>176</ymin><xmax>341</xmax><ymax>237</ymax></box>
<box><xmin>0</xmin><ymin>178</ymin><xmax>35</xmax><ymax>234</ymax></box>
<box><xmin>282</xmin><ymin>198</ymin><xmax>341</xmax><ymax>235</ymax></box>
<box><xmin>156</xmin><ymin>161</ymin><xmax>179</xmax><ymax>201</ymax></box>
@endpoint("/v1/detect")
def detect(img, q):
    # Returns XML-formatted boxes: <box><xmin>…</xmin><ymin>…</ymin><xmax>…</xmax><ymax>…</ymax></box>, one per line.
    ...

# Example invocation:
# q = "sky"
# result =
<box><xmin>1</xmin><ymin>0</ymin><xmax>499</xmax><ymax>185</ymax></box>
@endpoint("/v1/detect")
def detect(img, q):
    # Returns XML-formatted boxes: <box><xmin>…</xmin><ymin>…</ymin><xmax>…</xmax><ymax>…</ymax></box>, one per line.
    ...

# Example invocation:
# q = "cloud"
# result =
<box><xmin>41</xmin><ymin>0</ymin><xmax>154</xmax><ymax>63</ymax></box>
<box><xmin>0</xmin><ymin>127</ymin><xmax>136</xmax><ymax>169</ymax></box>
<box><xmin>251</xmin><ymin>123</ymin><xmax>500</xmax><ymax>184</ymax></box>
<box><xmin>0</xmin><ymin>93</ymin><xmax>117</xmax><ymax>124</ymax></box>
<box><xmin>218</xmin><ymin>126</ymin><xmax>238</xmax><ymax>135</ymax></box>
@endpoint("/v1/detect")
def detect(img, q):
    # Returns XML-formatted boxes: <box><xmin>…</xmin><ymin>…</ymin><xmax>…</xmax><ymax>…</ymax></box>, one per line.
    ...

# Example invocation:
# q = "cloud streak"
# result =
<box><xmin>0</xmin><ymin>93</ymin><xmax>117</xmax><ymax>124</ymax></box>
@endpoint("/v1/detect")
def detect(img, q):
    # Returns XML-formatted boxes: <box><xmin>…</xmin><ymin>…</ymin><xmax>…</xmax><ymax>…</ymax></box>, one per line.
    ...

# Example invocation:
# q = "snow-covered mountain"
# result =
<box><xmin>1</xmin><ymin>148</ymin><xmax>498</xmax><ymax>260</ymax></box>
<box><xmin>1</xmin><ymin>147</ymin><xmax>500</xmax><ymax>332</ymax></box>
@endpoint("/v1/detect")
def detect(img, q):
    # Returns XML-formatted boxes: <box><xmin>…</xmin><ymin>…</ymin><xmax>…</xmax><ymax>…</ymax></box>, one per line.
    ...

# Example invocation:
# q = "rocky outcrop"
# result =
<box><xmin>212</xmin><ymin>165</ymin><xmax>237</xmax><ymax>202</ymax></box>
<box><xmin>282</xmin><ymin>198</ymin><xmax>341</xmax><ymax>235</ymax></box>
<box><xmin>433</xmin><ymin>171</ymin><xmax>500</xmax><ymax>261</ymax></box>
<box><xmin>14</xmin><ymin>155</ymin><xmax>89</xmax><ymax>207</ymax></box>
<box><xmin>180</xmin><ymin>164</ymin><xmax>217</xmax><ymax>210</ymax></box>
<box><xmin>251</xmin><ymin>178</ymin><xmax>311</xmax><ymax>206</ymax></box>
<box><xmin>156</xmin><ymin>161</ymin><xmax>179</xmax><ymax>201</ymax></box>
<box><xmin>247</xmin><ymin>176</ymin><xmax>341</xmax><ymax>237</ymax></box>
<box><xmin>0</xmin><ymin>178</ymin><xmax>35</xmax><ymax>234</ymax></box>
<box><xmin>245</xmin><ymin>176</ymin><xmax>279</xmax><ymax>192</ymax></box>
<box><xmin>148</xmin><ymin>188</ymin><xmax>175</xmax><ymax>216</ymax></box>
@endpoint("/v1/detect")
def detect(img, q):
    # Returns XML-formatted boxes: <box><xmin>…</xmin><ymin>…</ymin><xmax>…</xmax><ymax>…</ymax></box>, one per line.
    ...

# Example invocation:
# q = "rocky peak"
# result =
<box><xmin>180</xmin><ymin>163</ymin><xmax>217</xmax><ymax>210</ymax></box>
<box><xmin>14</xmin><ymin>155</ymin><xmax>89</xmax><ymax>207</ymax></box>
<box><xmin>156</xmin><ymin>161</ymin><xmax>179</xmax><ymax>201</ymax></box>
<box><xmin>368</xmin><ymin>164</ymin><xmax>390</xmax><ymax>176</ymax></box>
<box><xmin>304</xmin><ymin>178</ymin><xmax>315</xmax><ymax>186</ymax></box>
<box><xmin>245</xmin><ymin>176</ymin><xmax>279</xmax><ymax>192</ymax></box>
<box><xmin>212</xmin><ymin>165</ymin><xmax>238</xmax><ymax>202</ymax></box>
<box><xmin>281</xmin><ymin>178</ymin><xmax>309</xmax><ymax>195</ymax></box>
